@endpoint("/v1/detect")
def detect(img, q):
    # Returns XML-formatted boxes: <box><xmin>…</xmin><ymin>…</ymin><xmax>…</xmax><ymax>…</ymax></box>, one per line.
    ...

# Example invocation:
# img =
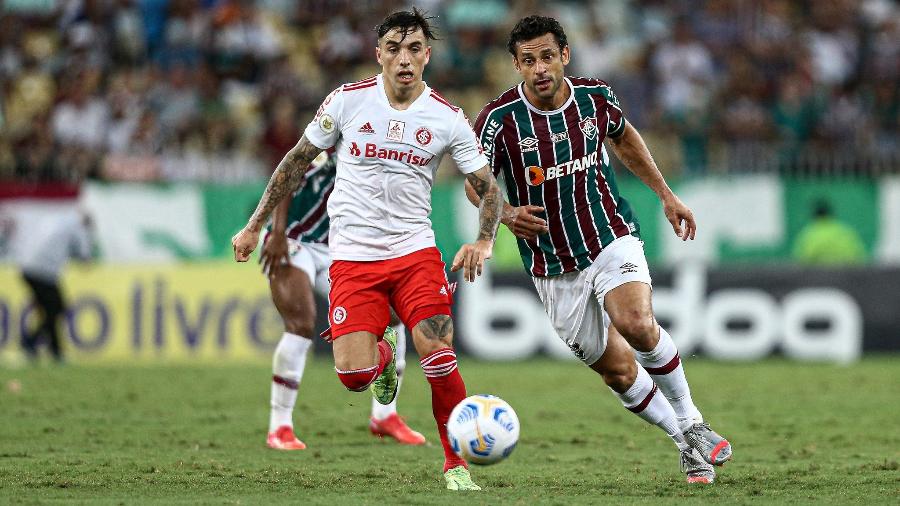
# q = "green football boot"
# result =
<box><xmin>444</xmin><ymin>466</ymin><xmax>481</xmax><ymax>491</ymax></box>
<box><xmin>370</xmin><ymin>326</ymin><xmax>399</xmax><ymax>405</ymax></box>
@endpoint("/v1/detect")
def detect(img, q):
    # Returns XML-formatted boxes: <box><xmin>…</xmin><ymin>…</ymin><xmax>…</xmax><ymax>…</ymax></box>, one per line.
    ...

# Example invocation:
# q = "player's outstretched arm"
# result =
<box><xmin>464</xmin><ymin>180</ymin><xmax>548</xmax><ymax>240</ymax></box>
<box><xmin>607</xmin><ymin>121</ymin><xmax>696</xmax><ymax>241</ymax></box>
<box><xmin>232</xmin><ymin>135</ymin><xmax>322</xmax><ymax>262</ymax></box>
<box><xmin>451</xmin><ymin>166</ymin><xmax>503</xmax><ymax>282</ymax></box>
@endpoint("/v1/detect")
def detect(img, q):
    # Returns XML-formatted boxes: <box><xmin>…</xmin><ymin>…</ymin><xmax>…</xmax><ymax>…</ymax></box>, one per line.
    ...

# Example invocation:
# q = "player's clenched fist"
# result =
<box><xmin>450</xmin><ymin>239</ymin><xmax>493</xmax><ymax>282</ymax></box>
<box><xmin>232</xmin><ymin>227</ymin><xmax>260</xmax><ymax>262</ymax></box>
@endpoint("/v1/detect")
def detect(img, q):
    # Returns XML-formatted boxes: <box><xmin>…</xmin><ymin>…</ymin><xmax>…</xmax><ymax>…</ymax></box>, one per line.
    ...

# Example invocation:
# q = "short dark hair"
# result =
<box><xmin>376</xmin><ymin>8</ymin><xmax>438</xmax><ymax>42</ymax></box>
<box><xmin>507</xmin><ymin>15</ymin><xmax>568</xmax><ymax>56</ymax></box>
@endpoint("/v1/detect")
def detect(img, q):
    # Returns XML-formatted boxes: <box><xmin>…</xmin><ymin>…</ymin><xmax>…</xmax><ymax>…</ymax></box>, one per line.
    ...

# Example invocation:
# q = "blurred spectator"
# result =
<box><xmin>717</xmin><ymin>51</ymin><xmax>776</xmax><ymax>173</ymax></box>
<box><xmin>772</xmin><ymin>74</ymin><xmax>819</xmax><ymax>146</ymax></box>
<box><xmin>571</xmin><ymin>16</ymin><xmax>636</xmax><ymax>84</ymax></box>
<box><xmin>159</xmin><ymin>0</ymin><xmax>209</xmax><ymax>68</ymax></box>
<box><xmin>651</xmin><ymin>18</ymin><xmax>715</xmax><ymax>118</ymax></box>
<box><xmin>803</xmin><ymin>1</ymin><xmax>861</xmax><ymax>87</ymax></box>
<box><xmin>792</xmin><ymin>199</ymin><xmax>867</xmax><ymax>265</ymax></box>
<box><xmin>111</xmin><ymin>0</ymin><xmax>146</xmax><ymax>64</ymax></box>
<box><xmin>867</xmin><ymin>80</ymin><xmax>899</xmax><ymax>154</ymax></box>
<box><xmin>3</xmin><ymin>52</ymin><xmax>56</xmax><ymax>139</ymax></box>
<box><xmin>0</xmin><ymin>17</ymin><xmax>25</xmax><ymax>88</ymax></box>
<box><xmin>816</xmin><ymin>83</ymin><xmax>872</xmax><ymax>147</ymax></box>
<box><xmin>691</xmin><ymin>0</ymin><xmax>742</xmax><ymax>61</ymax></box>
<box><xmin>52</xmin><ymin>69</ymin><xmax>109</xmax><ymax>150</ymax></box>
<box><xmin>771</xmin><ymin>73</ymin><xmax>820</xmax><ymax>168</ymax></box>
<box><xmin>652</xmin><ymin>18</ymin><xmax>715</xmax><ymax>174</ymax></box>
<box><xmin>211</xmin><ymin>0</ymin><xmax>282</xmax><ymax>81</ymax></box>
<box><xmin>447</xmin><ymin>27</ymin><xmax>489</xmax><ymax>88</ymax></box>
<box><xmin>148</xmin><ymin>62</ymin><xmax>198</xmax><ymax>134</ymax></box>
<box><xmin>14</xmin><ymin>115</ymin><xmax>60</xmax><ymax>182</ymax></box>
<box><xmin>262</xmin><ymin>95</ymin><xmax>300</xmax><ymax>168</ymax></box>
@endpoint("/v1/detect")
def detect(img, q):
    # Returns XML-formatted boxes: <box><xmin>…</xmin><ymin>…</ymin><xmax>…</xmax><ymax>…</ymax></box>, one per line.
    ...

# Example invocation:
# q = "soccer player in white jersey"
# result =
<box><xmin>261</xmin><ymin>150</ymin><xmax>426</xmax><ymax>450</ymax></box>
<box><xmin>232</xmin><ymin>9</ymin><xmax>503</xmax><ymax>491</ymax></box>
<box><xmin>466</xmin><ymin>16</ymin><xmax>732</xmax><ymax>483</ymax></box>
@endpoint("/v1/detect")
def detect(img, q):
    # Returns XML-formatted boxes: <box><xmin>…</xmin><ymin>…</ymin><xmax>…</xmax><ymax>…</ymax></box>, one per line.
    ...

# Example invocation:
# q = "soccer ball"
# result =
<box><xmin>447</xmin><ymin>394</ymin><xmax>520</xmax><ymax>465</ymax></box>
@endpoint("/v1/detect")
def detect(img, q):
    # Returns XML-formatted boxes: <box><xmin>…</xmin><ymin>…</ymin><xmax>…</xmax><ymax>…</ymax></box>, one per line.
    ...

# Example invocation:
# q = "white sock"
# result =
<box><xmin>269</xmin><ymin>332</ymin><xmax>312</xmax><ymax>433</ymax></box>
<box><xmin>635</xmin><ymin>326</ymin><xmax>702</xmax><ymax>431</ymax></box>
<box><xmin>371</xmin><ymin>324</ymin><xmax>406</xmax><ymax>420</ymax></box>
<box><xmin>613</xmin><ymin>363</ymin><xmax>689</xmax><ymax>450</ymax></box>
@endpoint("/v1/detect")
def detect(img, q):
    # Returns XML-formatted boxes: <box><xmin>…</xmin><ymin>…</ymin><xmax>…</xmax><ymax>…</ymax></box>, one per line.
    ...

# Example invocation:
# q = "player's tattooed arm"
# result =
<box><xmin>464</xmin><ymin>180</ymin><xmax>514</xmax><ymax>221</ymax></box>
<box><xmin>465</xmin><ymin>166</ymin><xmax>502</xmax><ymax>242</ymax></box>
<box><xmin>233</xmin><ymin>136</ymin><xmax>321</xmax><ymax>262</ymax></box>
<box><xmin>465</xmin><ymin>180</ymin><xmax>548</xmax><ymax>240</ymax></box>
<box><xmin>246</xmin><ymin>135</ymin><xmax>321</xmax><ymax>232</ymax></box>
<box><xmin>450</xmin><ymin>166</ymin><xmax>503</xmax><ymax>281</ymax></box>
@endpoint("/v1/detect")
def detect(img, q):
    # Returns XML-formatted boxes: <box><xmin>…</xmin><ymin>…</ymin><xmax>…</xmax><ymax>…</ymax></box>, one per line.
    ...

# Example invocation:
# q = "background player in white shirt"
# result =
<box><xmin>232</xmin><ymin>9</ymin><xmax>503</xmax><ymax>491</ymax></box>
<box><xmin>15</xmin><ymin>210</ymin><xmax>94</xmax><ymax>362</ymax></box>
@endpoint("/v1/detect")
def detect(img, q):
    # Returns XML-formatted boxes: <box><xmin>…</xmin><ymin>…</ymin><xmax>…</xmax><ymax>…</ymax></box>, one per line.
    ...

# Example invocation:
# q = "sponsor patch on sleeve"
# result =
<box><xmin>319</xmin><ymin>114</ymin><xmax>335</xmax><ymax>134</ymax></box>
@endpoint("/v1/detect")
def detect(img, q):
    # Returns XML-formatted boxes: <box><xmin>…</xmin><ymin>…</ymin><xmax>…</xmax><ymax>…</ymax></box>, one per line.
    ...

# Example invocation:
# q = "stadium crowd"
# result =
<box><xmin>0</xmin><ymin>0</ymin><xmax>896</xmax><ymax>184</ymax></box>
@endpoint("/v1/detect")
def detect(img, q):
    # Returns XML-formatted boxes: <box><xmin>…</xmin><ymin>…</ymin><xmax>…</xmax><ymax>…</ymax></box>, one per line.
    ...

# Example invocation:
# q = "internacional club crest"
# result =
<box><xmin>415</xmin><ymin>126</ymin><xmax>433</xmax><ymax>146</ymax></box>
<box><xmin>332</xmin><ymin>306</ymin><xmax>347</xmax><ymax>325</ymax></box>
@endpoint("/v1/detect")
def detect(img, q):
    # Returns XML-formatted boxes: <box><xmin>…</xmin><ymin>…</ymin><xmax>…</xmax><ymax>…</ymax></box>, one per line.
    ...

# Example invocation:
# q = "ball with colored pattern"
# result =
<box><xmin>447</xmin><ymin>394</ymin><xmax>520</xmax><ymax>465</ymax></box>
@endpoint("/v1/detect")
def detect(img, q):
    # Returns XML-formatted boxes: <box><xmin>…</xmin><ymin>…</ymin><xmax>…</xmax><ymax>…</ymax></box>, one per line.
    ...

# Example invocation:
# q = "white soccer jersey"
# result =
<box><xmin>303</xmin><ymin>74</ymin><xmax>488</xmax><ymax>261</ymax></box>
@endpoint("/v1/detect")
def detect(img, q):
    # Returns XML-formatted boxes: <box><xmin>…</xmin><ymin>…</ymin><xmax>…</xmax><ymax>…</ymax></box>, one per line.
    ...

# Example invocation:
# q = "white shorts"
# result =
<box><xmin>286</xmin><ymin>239</ymin><xmax>331</xmax><ymax>297</ymax></box>
<box><xmin>532</xmin><ymin>235</ymin><xmax>652</xmax><ymax>365</ymax></box>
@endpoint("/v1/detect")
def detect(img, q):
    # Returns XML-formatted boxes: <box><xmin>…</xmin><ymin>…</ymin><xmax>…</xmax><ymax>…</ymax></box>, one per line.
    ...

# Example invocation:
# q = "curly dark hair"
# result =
<box><xmin>376</xmin><ymin>7</ymin><xmax>438</xmax><ymax>42</ymax></box>
<box><xmin>507</xmin><ymin>15</ymin><xmax>568</xmax><ymax>56</ymax></box>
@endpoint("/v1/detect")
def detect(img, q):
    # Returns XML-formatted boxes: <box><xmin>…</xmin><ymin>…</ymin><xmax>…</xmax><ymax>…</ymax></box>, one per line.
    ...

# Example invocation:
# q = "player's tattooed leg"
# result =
<box><xmin>412</xmin><ymin>315</ymin><xmax>455</xmax><ymax>358</ymax></box>
<box><xmin>419</xmin><ymin>315</ymin><xmax>453</xmax><ymax>341</ymax></box>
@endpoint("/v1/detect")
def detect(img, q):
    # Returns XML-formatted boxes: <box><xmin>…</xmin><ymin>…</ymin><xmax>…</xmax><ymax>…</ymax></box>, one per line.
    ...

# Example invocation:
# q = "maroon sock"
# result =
<box><xmin>421</xmin><ymin>347</ymin><xmax>468</xmax><ymax>472</ymax></box>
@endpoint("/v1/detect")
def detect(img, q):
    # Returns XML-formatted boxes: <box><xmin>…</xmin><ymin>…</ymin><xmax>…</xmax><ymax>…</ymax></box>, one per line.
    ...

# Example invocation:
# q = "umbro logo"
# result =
<box><xmin>620</xmin><ymin>262</ymin><xmax>638</xmax><ymax>274</ymax></box>
<box><xmin>358</xmin><ymin>122</ymin><xmax>375</xmax><ymax>134</ymax></box>
<box><xmin>518</xmin><ymin>137</ymin><xmax>539</xmax><ymax>153</ymax></box>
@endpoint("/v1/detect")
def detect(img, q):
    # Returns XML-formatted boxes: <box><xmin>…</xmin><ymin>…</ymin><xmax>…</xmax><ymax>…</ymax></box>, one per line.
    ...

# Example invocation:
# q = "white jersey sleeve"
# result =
<box><xmin>448</xmin><ymin>109</ymin><xmax>489</xmax><ymax>175</ymax></box>
<box><xmin>303</xmin><ymin>87</ymin><xmax>345</xmax><ymax>150</ymax></box>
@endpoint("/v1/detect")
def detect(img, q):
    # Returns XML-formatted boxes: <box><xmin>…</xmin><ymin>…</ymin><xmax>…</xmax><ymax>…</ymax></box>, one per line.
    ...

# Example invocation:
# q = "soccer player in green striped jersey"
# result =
<box><xmin>260</xmin><ymin>150</ymin><xmax>426</xmax><ymax>450</ymax></box>
<box><xmin>467</xmin><ymin>15</ymin><xmax>733</xmax><ymax>483</ymax></box>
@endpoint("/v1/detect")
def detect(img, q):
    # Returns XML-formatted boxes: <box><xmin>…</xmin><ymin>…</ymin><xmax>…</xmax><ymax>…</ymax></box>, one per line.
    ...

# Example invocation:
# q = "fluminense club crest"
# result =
<box><xmin>579</xmin><ymin>117</ymin><xmax>598</xmax><ymax>140</ymax></box>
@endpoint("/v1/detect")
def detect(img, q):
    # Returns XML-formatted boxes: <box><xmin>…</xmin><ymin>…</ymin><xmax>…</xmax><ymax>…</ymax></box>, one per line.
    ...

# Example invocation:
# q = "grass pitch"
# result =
<box><xmin>0</xmin><ymin>356</ymin><xmax>898</xmax><ymax>505</ymax></box>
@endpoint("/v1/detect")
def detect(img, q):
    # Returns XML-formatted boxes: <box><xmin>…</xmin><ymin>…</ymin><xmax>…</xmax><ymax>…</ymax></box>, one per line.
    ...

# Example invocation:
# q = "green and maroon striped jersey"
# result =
<box><xmin>474</xmin><ymin>77</ymin><xmax>640</xmax><ymax>277</ymax></box>
<box><xmin>267</xmin><ymin>150</ymin><xmax>336</xmax><ymax>244</ymax></box>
